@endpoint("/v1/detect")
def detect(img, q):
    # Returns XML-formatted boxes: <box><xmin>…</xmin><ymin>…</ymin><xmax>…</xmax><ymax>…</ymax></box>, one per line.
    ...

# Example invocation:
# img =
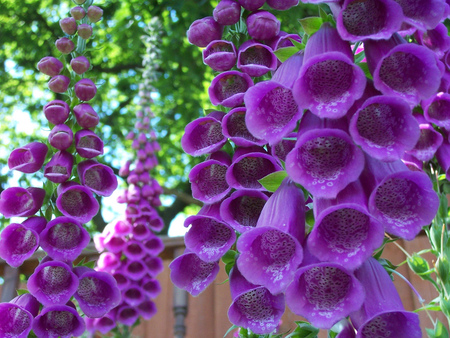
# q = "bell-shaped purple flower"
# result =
<box><xmin>48</xmin><ymin>124</ymin><xmax>73</xmax><ymax>150</ymax></box>
<box><xmin>22</xmin><ymin>216</ymin><xmax>47</xmax><ymax>234</ymax></box>
<box><xmin>32</xmin><ymin>304</ymin><xmax>86</xmax><ymax>338</ymax></box>
<box><xmin>123</xmin><ymin>239</ymin><xmax>146</xmax><ymax>260</ymax></box>
<box><xmin>405</xmin><ymin>116</ymin><xmax>443</xmax><ymax>161</ymax></box>
<box><xmin>238</xmin><ymin>0</ymin><xmax>265</xmax><ymax>11</ymax></box>
<box><xmin>0</xmin><ymin>187</ymin><xmax>45</xmax><ymax>218</ymax></box>
<box><xmin>365</xmin><ymin>156</ymin><xmax>439</xmax><ymax>240</ymax></box>
<box><xmin>8</xmin><ymin>141</ymin><xmax>48</xmax><ymax>173</ymax></box>
<box><xmin>137</xmin><ymin>299</ymin><xmax>157</xmax><ymax>320</ymax></box>
<box><xmin>293</xmin><ymin>23</ymin><xmax>366</xmax><ymax>118</ymax></box>
<box><xmin>349</xmin><ymin>95</ymin><xmax>420</xmax><ymax>161</ymax></box>
<box><xmin>37</xmin><ymin>56</ymin><xmax>64</xmax><ymax>77</ymax></box>
<box><xmin>227</xmin><ymin>147</ymin><xmax>283</xmax><ymax>190</ymax></box>
<box><xmin>75</xmin><ymin>129</ymin><xmax>104</xmax><ymax>158</ymax></box>
<box><xmin>394</xmin><ymin>0</ymin><xmax>446</xmax><ymax>31</ymax></box>
<box><xmin>187</xmin><ymin>16</ymin><xmax>223</xmax><ymax>47</ymax></box>
<box><xmin>181</xmin><ymin>111</ymin><xmax>227</xmax><ymax>156</ymax></box>
<box><xmin>48</xmin><ymin>75</ymin><xmax>70</xmax><ymax>93</ymax></box>
<box><xmin>56</xmin><ymin>181</ymin><xmax>100</xmax><ymax>223</ymax></box>
<box><xmin>73</xmin><ymin>267</ymin><xmax>121</xmax><ymax>318</ymax></box>
<box><xmin>141</xmin><ymin>276</ymin><xmax>162</xmax><ymax>298</ymax></box>
<box><xmin>10</xmin><ymin>293</ymin><xmax>40</xmax><ymax>316</ymax></box>
<box><xmin>77</xmin><ymin>159</ymin><xmax>118</xmax><ymax>197</ymax></box>
<box><xmin>0</xmin><ymin>222</ymin><xmax>39</xmax><ymax>267</ymax></box>
<box><xmin>213</xmin><ymin>0</ymin><xmax>241</xmax><ymax>25</ymax></box>
<box><xmin>169</xmin><ymin>251</ymin><xmax>220</xmax><ymax>296</ymax></box>
<box><xmin>221</xmin><ymin>107</ymin><xmax>265</xmax><ymax>147</ymax></box>
<box><xmin>228</xmin><ymin>266</ymin><xmax>285</xmax><ymax>335</ymax></box>
<box><xmin>123</xmin><ymin>259</ymin><xmax>148</xmax><ymax>281</ymax></box>
<box><xmin>73</xmin><ymin>103</ymin><xmax>99</xmax><ymax>128</ymax></box>
<box><xmin>285</xmin><ymin>261</ymin><xmax>364</xmax><ymax>329</ymax></box>
<box><xmin>55</xmin><ymin>37</ymin><xmax>75</xmax><ymax>54</ymax></box>
<box><xmin>271</xmin><ymin>135</ymin><xmax>296</xmax><ymax>163</ymax></box>
<box><xmin>209</xmin><ymin>70</ymin><xmax>254</xmax><ymax>108</ymax></box>
<box><xmin>60</xmin><ymin>17</ymin><xmax>77</xmax><ymax>35</ymax></box>
<box><xmin>435</xmin><ymin>138</ymin><xmax>450</xmax><ymax>179</ymax></box>
<box><xmin>203</xmin><ymin>40</ymin><xmax>237</xmax><ymax>72</ymax></box>
<box><xmin>43</xmin><ymin>100</ymin><xmax>70</xmax><ymax>125</ymax></box>
<box><xmin>122</xmin><ymin>285</ymin><xmax>146</xmax><ymax>306</ymax></box>
<box><xmin>350</xmin><ymin>257</ymin><xmax>421</xmax><ymax>337</ymax></box>
<box><xmin>74</xmin><ymin>78</ymin><xmax>97</xmax><ymax>101</ymax></box>
<box><xmin>364</xmin><ymin>33</ymin><xmax>441</xmax><ymax>106</ymax></box>
<box><xmin>189</xmin><ymin>151</ymin><xmax>232</xmax><ymax>203</ymax></box>
<box><xmin>44</xmin><ymin>150</ymin><xmax>74</xmax><ymax>183</ymax></box>
<box><xmin>70</xmin><ymin>55</ymin><xmax>90</xmax><ymax>74</ymax></box>
<box><xmin>144</xmin><ymin>255</ymin><xmax>164</xmax><ymax>277</ymax></box>
<box><xmin>286</xmin><ymin>113</ymin><xmax>365</xmax><ymax>198</ymax></box>
<box><xmin>237</xmin><ymin>40</ymin><xmax>278</xmax><ymax>77</ymax></box>
<box><xmin>415</xmin><ymin>23</ymin><xmax>450</xmax><ymax>58</ymax></box>
<box><xmin>103</xmin><ymin>232</ymin><xmax>127</xmax><ymax>253</ymax></box>
<box><xmin>335</xmin><ymin>0</ymin><xmax>404</xmax><ymax>42</ymax></box>
<box><xmin>423</xmin><ymin>92</ymin><xmax>450</xmax><ymax>130</ymax></box>
<box><xmin>0</xmin><ymin>302</ymin><xmax>33</xmax><ymax>338</ymax></box>
<box><xmin>92</xmin><ymin>310</ymin><xmax>117</xmax><ymax>334</ymax></box>
<box><xmin>267</xmin><ymin>0</ymin><xmax>299</xmax><ymax>10</ymax></box>
<box><xmin>87</xmin><ymin>5</ymin><xmax>103</xmax><ymax>23</ymax></box>
<box><xmin>39</xmin><ymin>216</ymin><xmax>90</xmax><ymax>261</ymax></box>
<box><xmin>246</xmin><ymin>10</ymin><xmax>280</xmax><ymax>40</ymax></box>
<box><xmin>116</xmin><ymin>305</ymin><xmax>139</xmax><ymax>326</ymax></box>
<box><xmin>28</xmin><ymin>260</ymin><xmax>79</xmax><ymax>306</ymax></box>
<box><xmin>308</xmin><ymin>180</ymin><xmax>384</xmax><ymax>270</ymax></box>
<box><xmin>143</xmin><ymin>234</ymin><xmax>164</xmax><ymax>256</ymax></box>
<box><xmin>112</xmin><ymin>271</ymin><xmax>130</xmax><ymax>290</ymax></box>
<box><xmin>97</xmin><ymin>252</ymin><xmax>121</xmax><ymax>272</ymax></box>
<box><xmin>220</xmin><ymin>189</ymin><xmax>269</xmax><ymax>233</ymax></box>
<box><xmin>185</xmin><ymin>202</ymin><xmax>236</xmax><ymax>262</ymax></box>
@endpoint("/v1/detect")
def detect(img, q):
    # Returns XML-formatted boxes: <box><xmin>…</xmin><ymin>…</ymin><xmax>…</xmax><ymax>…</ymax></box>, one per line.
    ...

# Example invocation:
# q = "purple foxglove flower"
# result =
<box><xmin>423</xmin><ymin>92</ymin><xmax>450</xmax><ymax>129</ymax></box>
<box><xmin>74</xmin><ymin>78</ymin><xmax>97</xmax><ymax>101</ymax></box>
<box><xmin>213</xmin><ymin>0</ymin><xmax>241</xmax><ymax>25</ymax></box>
<box><xmin>43</xmin><ymin>99</ymin><xmax>70</xmax><ymax>125</ymax></box>
<box><xmin>0</xmin><ymin>300</ymin><xmax>35</xmax><ymax>338</ymax></box>
<box><xmin>77</xmin><ymin>159</ymin><xmax>118</xmax><ymax>197</ymax></box>
<box><xmin>10</xmin><ymin>293</ymin><xmax>40</xmax><ymax>316</ymax></box>
<box><xmin>405</xmin><ymin>116</ymin><xmax>443</xmax><ymax>162</ymax></box>
<box><xmin>334</xmin><ymin>0</ymin><xmax>404</xmax><ymax>42</ymax></box>
<box><xmin>55</xmin><ymin>37</ymin><xmax>75</xmax><ymax>54</ymax></box>
<box><xmin>103</xmin><ymin>233</ymin><xmax>127</xmax><ymax>253</ymax></box>
<box><xmin>143</xmin><ymin>234</ymin><xmax>164</xmax><ymax>256</ymax></box>
<box><xmin>238</xmin><ymin>0</ymin><xmax>265</xmax><ymax>11</ymax></box>
<box><xmin>70</xmin><ymin>6</ymin><xmax>85</xmax><ymax>20</ymax></box>
<box><xmin>144</xmin><ymin>255</ymin><xmax>164</xmax><ymax>277</ymax></box>
<box><xmin>37</xmin><ymin>56</ymin><xmax>64</xmax><ymax>77</ymax></box>
<box><xmin>122</xmin><ymin>285</ymin><xmax>146</xmax><ymax>306</ymax></box>
<box><xmin>169</xmin><ymin>251</ymin><xmax>220</xmax><ymax>296</ymax></box>
<box><xmin>137</xmin><ymin>299</ymin><xmax>157</xmax><ymax>320</ymax></box>
<box><xmin>271</xmin><ymin>135</ymin><xmax>296</xmax><ymax>162</ymax></box>
<box><xmin>365</xmin><ymin>156</ymin><xmax>439</xmax><ymax>240</ymax></box>
<box><xmin>70</xmin><ymin>55</ymin><xmax>90</xmax><ymax>74</ymax></box>
<box><xmin>402</xmin><ymin>153</ymin><xmax>424</xmax><ymax>171</ymax></box>
<box><xmin>268</xmin><ymin>32</ymin><xmax>302</xmax><ymax>52</ymax></box>
<box><xmin>220</xmin><ymin>189</ymin><xmax>269</xmax><ymax>233</ymax></box>
<box><xmin>364</xmin><ymin>33</ymin><xmax>441</xmax><ymax>106</ymax></box>
<box><xmin>28</xmin><ymin>260</ymin><xmax>79</xmax><ymax>306</ymax></box>
<box><xmin>209</xmin><ymin>70</ymin><xmax>254</xmax><ymax>108</ymax></box>
<box><xmin>415</xmin><ymin>23</ymin><xmax>450</xmax><ymax>58</ymax></box>
<box><xmin>246</xmin><ymin>10</ymin><xmax>280</xmax><ymax>40</ymax></box>
<box><xmin>73</xmin><ymin>103</ymin><xmax>99</xmax><ymax>128</ymax></box>
<box><xmin>48</xmin><ymin>75</ymin><xmax>70</xmax><ymax>93</ymax></box>
<box><xmin>293</xmin><ymin>23</ymin><xmax>366</xmax><ymax>118</ymax></box>
<box><xmin>132</xmin><ymin>222</ymin><xmax>152</xmax><ymax>241</ymax></box>
<box><xmin>349</xmin><ymin>95</ymin><xmax>420</xmax><ymax>161</ymax></box>
<box><xmin>285</xmin><ymin>262</ymin><xmax>364</xmax><ymax>329</ymax></box>
<box><xmin>60</xmin><ymin>17</ymin><xmax>77</xmax><ymax>35</ymax></box>
<box><xmin>286</xmin><ymin>114</ymin><xmax>364</xmax><ymax>198</ymax></box>
<box><xmin>127</xmin><ymin>184</ymin><xmax>141</xmax><ymax>202</ymax></box>
<box><xmin>73</xmin><ymin>268</ymin><xmax>121</xmax><ymax>318</ymax></box>
<box><xmin>44</xmin><ymin>150</ymin><xmax>73</xmax><ymax>183</ymax></box>
<box><xmin>222</xmin><ymin>107</ymin><xmax>265</xmax><ymax>147</ymax></box>
<box><xmin>203</xmin><ymin>40</ymin><xmax>237</xmax><ymax>72</ymax></box>
<box><xmin>113</xmin><ymin>271</ymin><xmax>131</xmax><ymax>290</ymax></box>
<box><xmin>189</xmin><ymin>152</ymin><xmax>232</xmax><ymax>203</ymax></box>
<box><xmin>48</xmin><ymin>124</ymin><xmax>73</xmax><ymax>150</ymax></box>
<box><xmin>181</xmin><ymin>110</ymin><xmax>227</xmax><ymax>156</ymax></box>
<box><xmin>0</xmin><ymin>222</ymin><xmax>39</xmax><ymax>267</ymax></box>
<box><xmin>8</xmin><ymin>141</ymin><xmax>48</xmax><ymax>173</ymax></box>
<box><xmin>141</xmin><ymin>276</ymin><xmax>162</xmax><ymax>298</ymax></box>
<box><xmin>32</xmin><ymin>304</ymin><xmax>86</xmax><ymax>338</ymax></box>
<box><xmin>22</xmin><ymin>215</ymin><xmax>47</xmax><ymax>234</ymax></box>
<box><xmin>87</xmin><ymin>5</ymin><xmax>103</xmax><ymax>23</ymax></box>
<box><xmin>0</xmin><ymin>187</ymin><xmax>45</xmax><ymax>218</ymax></box>
<box><xmin>56</xmin><ymin>181</ymin><xmax>100</xmax><ymax>223</ymax></box>
<box><xmin>116</xmin><ymin>305</ymin><xmax>139</xmax><ymax>326</ymax></box>
<box><xmin>77</xmin><ymin>23</ymin><xmax>93</xmax><ymax>39</ymax></box>
<box><xmin>39</xmin><ymin>216</ymin><xmax>90</xmax><ymax>261</ymax></box>
<box><xmin>393</xmin><ymin>0</ymin><xmax>446</xmax><ymax>31</ymax></box>
<box><xmin>436</xmin><ymin>138</ymin><xmax>450</xmax><ymax>178</ymax></box>
<box><xmin>308</xmin><ymin>180</ymin><xmax>384</xmax><ymax>270</ymax></box>
<box><xmin>227</xmin><ymin>147</ymin><xmax>283</xmax><ymax>190</ymax></box>
<box><xmin>119</xmin><ymin>160</ymin><xmax>132</xmax><ymax>177</ymax></box>
<box><xmin>187</xmin><ymin>16</ymin><xmax>223</xmax><ymax>47</ymax></box>
<box><xmin>228</xmin><ymin>266</ymin><xmax>285</xmax><ymax>335</ymax></box>
<box><xmin>351</xmin><ymin>257</ymin><xmax>421</xmax><ymax>337</ymax></box>
<box><xmin>237</xmin><ymin>40</ymin><xmax>278</xmax><ymax>77</ymax></box>
<box><xmin>97</xmin><ymin>252</ymin><xmax>121</xmax><ymax>272</ymax></box>
<box><xmin>184</xmin><ymin>203</ymin><xmax>236</xmax><ymax>262</ymax></box>
<box><xmin>123</xmin><ymin>259</ymin><xmax>148</xmax><ymax>281</ymax></box>
<box><xmin>113</xmin><ymin>219</ymin><xmax>132</xmax><ymax>236</ymax></box>
<box><xmin>75</xmin><ymin>129</ymin><xmax>104</xmax><ymax>158</ymax></box>
<box><xmin>267</xmin><ymin>0</ymin><xmax>299</xmax><ymax>10</ymax></box>
<box><xmin>123</xmin><ymin>239</ymin><xmax>146</xmax><ymax>260</ymax></box>
<box><xmin>92</xmin><ymin>310</ymin><xmax>116</xmax><ymax>334</ymax></box>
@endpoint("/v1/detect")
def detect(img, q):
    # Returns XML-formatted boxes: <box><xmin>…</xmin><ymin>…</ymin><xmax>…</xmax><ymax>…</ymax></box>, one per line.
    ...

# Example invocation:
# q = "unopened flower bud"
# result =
<box><xmin>70</xmin><ymin>6</ymin><xmax>85</xmax><ymax>20</ymax></box>
<box><xmin>60</xmin><ymin>17</ymin><xmax>77</xmax><ymax>35</ymax></box>
<box><xmin>246</xmin><ymin>10</ymin><xmax>280</xmax><ymax>40</ymax></box>
<box><xmin>55</xmin><ymin>37</ymin><xmax>75</xmax><ymax>54</ymax></box>
<box><xmin>87</xmin><ymin>6</ymin><xmax>103</xmax><ymax>23</ymax></box>
<box><xmin>187</xmin><ymin>16</ymin><xmax>223</xmax><ymax>47</ymax></box>
<box><xmin>213</xmin><ymin>0</ymin><xmax>241</xmax><ymax>26</ymax></box>
<box><xmin>73</xmin><ymin>103</ymin><xmax>99</xmax><ymax>128</ymax></box>
<box><xmin>70</xmin><ymin>55</ymin><xmax>90</xmax><ymax>74</ymax></box>
<box><xmin>48</xmin><ymin>75</ymin><xmax>70</xmax><ymax>93</ymax></box>
<box><xmin>37</xmin><ymin>57</ymin><xmax>63</xmax><ymax>77</ymax></box>
<box><xmin>43</xmin><ymin>100</ymin><xmax>70</xmax><ymax>125</ymax></box>
<box><xmin>73</xmin><ymin>0</ymin><xmax>86</xmax><ymax>4</ymax></box>
<box><xmin>74</xmin><ymin>78</ymin><xmax>97</xmax><ymax>101</ymax></box>
<box><xmin>126</xmin><ymin>132</ymin><xmax>135</xmax><ymax>140</ymax></box>
<box><xmin>48</xmin><ymin>124</ymin><xmax>74</xmax><ymax>150</ymax></box>
<box><xmin>77</xmin><ymin>23</ymin><xmax>93</xmax><ymax>39</ymax></box>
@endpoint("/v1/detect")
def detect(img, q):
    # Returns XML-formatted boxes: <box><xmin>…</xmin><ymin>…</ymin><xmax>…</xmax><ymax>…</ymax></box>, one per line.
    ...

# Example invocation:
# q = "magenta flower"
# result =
<box><xmin>238</xmin><ymin>0</ymin><xmax>265</xmax><ymax>11</ymax></box>
<box><xmin>415</xmin><ymin>23</ymin><xmax>450</xmax><ymax>58</ymax></box>
<box><xmin>73</xmin><ymin>103</ymin><xmax>100</xmax><ymax>128</ymax></box>
<box><xmin>141</xmin><ymin>276</ymin><xmax>162</xmax><ymax>298</ymax></box>
<box><xmin>267</xmin><ymin>0</ymin><xmax>299</xmax><ymax>10</ymax></box>
<box><xmin>75</xmin><ymin>129</ymin><xmax>104</xmax><ymax>158</ymax></box>
<box><xmin>405</xmin><ymin>116</ymin><xmax>443</xmax><ymax>162</ymax></box>
<box><xmin>0</xmin><ymin>222</ymin><xmax>40</xmax><ymax>267</ymax></box>
<box><xmin>203</xmin><ymin>40</ymin><xmax>237</xmax><ymax>72</ymax></box>
<box><xmin>122</xmin><ymin>285</ymin><xmax>145</xmax><ymax>306</ymax></box>
<box><xmin>137</xmin><ymin>299</ymin><xmax>157</xmax><ymax>320</ymax></box>
<box><xmin>394</xmin><ymin>0</ymin><xmax>446</xmax><ymax>31</ymax></box>
<box><xmin>0</xmin><ymin>187</ymin><xmax>45</xmax><ymax>218</ymax></box>
<box><xmin>48</xmin><ymin>74</ymin><xmax>70</xmax><ymax>93</ymax></box>
<box><xmin>423</xmin><ymin>92</ymin><xmax>450</xmax><ymax>129</ymax></box>
<box><xmin>92</xmin><ymin>310</ymin><xmax>117</xmax><ymax>334</ymax></box>
<box><xmin>55</xmin><ymin>37</ymin><xmax>75</xmax><ymax>54</ymax></box>
<box><xmin>43</xmin><ymin>100</ymin><xmax>70</xmax><ymax>125</ymax></box>
<box><xmin>246</xmin><ymin>10</ymin><xmax>280</xmax><ymax>40</ymax></box>
<box><xmin>209</xmin><ymin>70</ymin><xmax>254</xmax><ymax>108</ymax></box>
<box><xmin>48</xmin><ymin>124</ymin><xmax>73</xmax><ymax>150</ymax></box>
<box><xmin>0</xmin><ymin>294</ymin><xmax>39</xmax><ymax>338</ymax></box>
<box><xmin>77</xmin><ymin>159</ymin><xmax>118</xmax><ymax>196</ymax></box>
<box><xmin>70</xmin><ymin>55</ymin><xmax>90</xmax><ymax>74</ymax></box>
<box><xmin>44</xmin><ymin>150</ymin><xmax>74</xmax><ymax>183</ymax></box>
<box><xmin>74</xmin><ymin>78</ymin><xmax>97</xmax><ymax>101</ymax></box>
<box><xmin>116</xmin><ymin>305</ymin><xmax>139</xmax><ymax>326</ymax></box>
<box><xmin>187</xmin><ymin>16</ymin><xmax>223</xmax><ymax>47</ymax></box>
<box><xmin>8</xmin><ymin>141</ymin><xmax>48</xmax><ymax>173</ymax></box>
<box><xmin>237</xmin><ymin>40</ymin><xmax>278</xmax><ymax>77</ymax></box>
<box><xmin>56</xmin><ymin>181</ymin><xmax>100</xmax><ymax>223</ymax></box>
<box><xmin>37</xmin><ymin>56</ymin><xmax>64</xmax><ymax>77</ymax></box>
<box><xmin>32</xmin><ymin>304</ymin><xmax>86</xmax><ymax>338</ymax></box>
<box><xmin>213</xmin><ymin>0</ymin><xmax>241</xmax><ymax>25</ymax></box>
<box><xmin>222</xmin><ymin>107</ymin><xmax>266</xmax><ymax>147</ymax></box>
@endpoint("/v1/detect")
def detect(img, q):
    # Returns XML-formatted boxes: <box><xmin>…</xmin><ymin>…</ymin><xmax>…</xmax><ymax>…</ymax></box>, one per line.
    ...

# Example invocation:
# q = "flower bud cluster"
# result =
<box><xmin>0</xmin><ymin>1</ymin><xmax>119</xmax><ymax>337</ymax></box>
<box><xmin>173</xmin><ymin>0</ymin><xmax>450</xmax><ymax>336</ymax></box>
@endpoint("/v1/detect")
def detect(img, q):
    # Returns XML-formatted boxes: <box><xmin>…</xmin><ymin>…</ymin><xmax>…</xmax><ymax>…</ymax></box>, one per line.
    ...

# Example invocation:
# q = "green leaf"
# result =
<box><xmin>299</xmin><ymin>17</ymin><xmax>323</xmax><ymax>36</ymax></box>
<box><xmin>357</xmin><ymin>62</ymin><xmax>372</xmax><ymax>79</ymax></box>
<box><xmin>223</xmin><ymin>325</ymin><xmax>239</xmax><ymax>338</ymax></box>
<box><xmin>44</xmin><ymin>205</ymin><xmax>53</xmax><ymax>222</ymax></box>
<box><xmin>327</xmin><ymin>331</ymin><xmax>338</xmax><ymax>338</ymax></box>
<box><xmin>408</xmin><ymin>253</ymin><xmax>432</xmax><ymax>276</ymax></box>
<box><xmin>222</xmin><ymin>250</ymin><xmax>238</xmax><ymax>264</ymax></box>
<box><xmin>274</xmin><ymin>47</ymin><xmax>300</xmax><ymax>63</ymax></box>
<box><xmin>286</xmin><ymin>321</ymin><xmax>319</xmax><ymax>338</ymax></box>
<box><xmin>288</xmin><ymin>38</ymin><xmax>305</xmax><ymax>51</ymax></box>
<box><xmin>318</xmin><ymin>6</ymin><xmax>328</xmax><ymax>22</ymax></box>
<box><xmin>414</xmin><ymin>303</ymin><xmax>442</xmax><ymax>312</ymax></box>
<box><xmin>83</xmin><ymin>260</ymin><xmax>96</xmax><ymax>269</ymax></box>
<box><xmin>426</xmin><ymin>319</ymin><xmax>449</xmax><ymax>338</ymax></box>
<box><xmin>354</xmin><ymin>50</ymin><xmax>365</xmax><ymax>64</ymax></box>
<box><xmin>258</xmin><ymin>171</ymin><xmax>288</xmax><ymax>192</ymax></box>
<box><xmin>16</xmin><ymin>289</ymin><xmax>29</xmax><ymax>295</ymax></box>
<box><xmin>225</xmin><ymin>261</ymin><xmax>235</xmax><ymax>276</ymax></box>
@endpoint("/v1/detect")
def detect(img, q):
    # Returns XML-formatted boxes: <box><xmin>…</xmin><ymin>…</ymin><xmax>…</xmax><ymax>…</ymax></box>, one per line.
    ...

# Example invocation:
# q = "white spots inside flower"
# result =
<box><xmin>38</xmin><ymin>266</ymin><xmax>73</xmax><ymax>302</ymax></box>
<box><xmin>227</xmin><ymin>110</ymin><xmax>260</xmax><ymax>142</ymax></box>
<box><xmin>229</xmin><ymin>195</ymin><xmax>267</xmax><ymax>228</ymax></box>
<box><xmin>196</xmin><ymin>163</ymin><xmax>228</xmax><ymax>200</ymax></box>
<box><xmin>305</xmin><ymin>60</ymin><xmax>353</xmax><ymax>106</ymax></box>
<box><xmin>48</xmin><ymin>222</ymin><xmax>81</xmax><ymax>250</ymax></box>
<box><xmin>191</xmin><ymin>120</ymin><xmax>224</xmax><ymax>151</ymax></box>
<box><xmin>319</xmin><ymin>208</ymin><xmax>369</xmax><ymax>254</ymax></box>
<box><xmin>303</xmin><ymin>266</ymin><xmax>351</xmax><ymax>311</ymax></box>
<box><xmin>194</xmin><ymin>220</ymin><xmax>232</xmax><ymax>260</ymax></box>
<box><xmin>2</xmin><ymin>307</ymin><xmax>31</xmax><ymax>334</ymax></box>
<box><xmin>44</xmin><ymin>309</ymin><xmax>77</xmax><ymax>336</ymax></box>
<box><xmin>77</xmin><ymin>276</ymin><xmax>111</xmax><ymax>305</ymax></box>
<box><xmin>374</xmin><ymin>178</ymin><xmax>421</xmax><ymax>227</ymax></box>
<box><xmin>232</xmin><ymin>156</ymin><xmax>277</xmax><ymax>189</ymax></box>
<box><xmin>235</xmin><ymin>288</ymin><xmax>276</xmax><ymax>326</ymax></box>
<box><xmin>9</xmin><ymin>227</ymin><xmax>37</xmax><ymax>256</ymax></box>
<box><xmin>84</xmin><ymin>166</ymin><xmax>110</xmax><ymax>191</ymax></box>
<box><xmin>360</xmin><ymin>311</ymin><xmax>413</xmax><ymax>337</ymax></box>
<box><xmin>342</xmin><ymin>0</ymin><xmax>387</xmax><ymax>37</ymax></box>
<box><xmin>214</xmin><ymin>74</ymin><xmax>249</xmax><ymax>101</ymax></box>
<box><xmin>300</xmin><ymin>136</ymin><xmax>351</xmax><ymax>183</ymax></box>
<box><xmin>190</xmin><ymin>257</ymin><xmax>217</xmax><ymax>292</ymax></box>
<box><xmin>78</xmin><ymin>135</ymin><xmax>101</xmax><ymax>150</ymax></box>
<box><xmin>60</xmin><ymin>189</ymin><xmax>91</xmax><ymax>218</ymax></box>
<box><xmin>240</xmin><ymin>45</ymin><xmax>272</xmax><ymax>66</ymax></box>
